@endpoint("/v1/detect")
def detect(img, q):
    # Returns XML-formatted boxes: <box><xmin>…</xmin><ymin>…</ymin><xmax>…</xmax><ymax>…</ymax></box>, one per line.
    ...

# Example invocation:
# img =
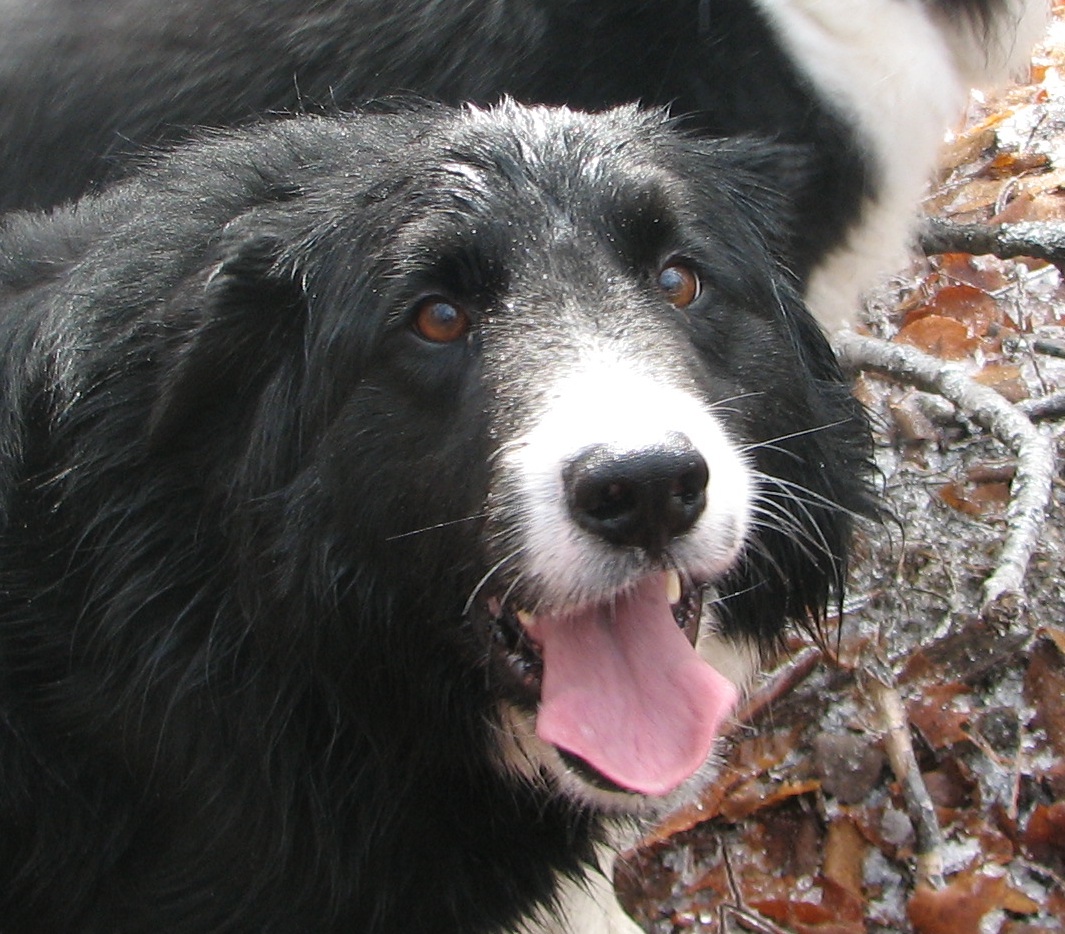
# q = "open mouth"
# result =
<box><xmin>476</xmin><ymin>569</ymin><xmax>738</xmax><ymax>797</ymax></box>
<box><xmin>482</xmin><ymin>569</ymin><xmax>703</xmax><ymax>704</ymax></box>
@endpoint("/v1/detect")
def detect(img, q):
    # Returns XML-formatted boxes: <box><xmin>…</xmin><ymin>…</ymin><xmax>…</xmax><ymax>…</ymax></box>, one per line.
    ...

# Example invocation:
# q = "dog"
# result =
<box><xmin>0</xmin><ymin>101</ymin><xmax>873</xmax><ymax>932</ymax></box>
<box><xmin>0</xmin><ymin>0</ymin><xmax>1046</xmax><ymax>330</ymax></box>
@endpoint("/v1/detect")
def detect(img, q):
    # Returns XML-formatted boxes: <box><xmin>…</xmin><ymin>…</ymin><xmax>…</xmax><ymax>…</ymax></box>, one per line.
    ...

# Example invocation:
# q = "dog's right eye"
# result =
<box><xmin>656</xmin><ymin>262</ymin><xmax>701</xmax><ymax>309</ymax></box>
<box><xmin>411</xmin><ymin>297</ymin><xmax>472</xmax><ymax>344</ymax></box>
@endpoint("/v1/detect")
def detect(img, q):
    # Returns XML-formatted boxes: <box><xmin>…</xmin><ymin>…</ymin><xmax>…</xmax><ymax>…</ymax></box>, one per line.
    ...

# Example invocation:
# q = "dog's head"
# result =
<box><xmin>43</xmin><ymin>102</ymin><xmax>870</xmax><ymax>813</ymax></box>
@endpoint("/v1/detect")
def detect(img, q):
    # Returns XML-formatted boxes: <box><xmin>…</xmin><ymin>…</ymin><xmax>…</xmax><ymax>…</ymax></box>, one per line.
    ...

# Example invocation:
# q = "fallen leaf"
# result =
<box><xmin>889</xmin><ymin>394</ymin><xmax>941</xmax><ymax>444</ymax></box>
<box><xmin>922</xmin><ymin>757</ymin><xmax>978</xmax><ymax>810</ymax></box>
<box><xmin>973</xmin><ymin>364</ymin><xmax>1029</xmax><ymax>402</ymax></box>
<box><xmin>977</xmin><ymin>150</ymin><xmax>1052</xmax><ymax>179</ymax></box>
<box><xmin>759</xmin><ymin>803</ymin><xmax>823</xmax><ymax>877</ymax></box>
<box><xmin>822</xmin><ymin>818</ymin><xmax>867</xmax><ymax>898</ymax></box>
<box><xmin>907</xmin><ymin>683</ymin><xmax>972</xmax><ymax>749</ymax></box>
<box><xmin>1037</xmin><ymin>626</ymin><xmax>1065</xmax><ymax>657</ymax></box>
<box><xmin>937</xmin><ymin>479</ymin><xmax>1011</xmax><ymax>516</ymax></box>
<box><xmin>718</xmin><ymin>777</ymin><xmax>821</xmax><ymax>823</ymax></box>
<box><xmin>899</xmin><ymin>620</ymin><xmax>1029</xmax><ymax>685</ymax></box>
<box><xmin>1025</xmin><ymin>637</ymin><xmax>1065</xmax><ymax>758</ymax></box>
<box><xmin>926</xmin><ymin>176</ymin><xmax>1007</xmax><ymax>218</ymax></box>
<box><xmin>966</xmin><ymin>462</ymin><xmax>1017</xmax><ymax>484</ymax></box>
<box><xmin>1024</xmin><ymin>801</ymin><xmax>1065</xmax><ymax>864</ymax></box>
<box><xmin>931</xmin><ymin>253</ymin><xmax>1011</xmax><ymax>293</ymax></box>
<box><xmin>896</xmin><ymin>315</ymin><xmax>979</xmax><ymax>359</ymax></box>
<box><xmin>908</xmin><ymin>871</ymin><xmax>1038</xmax><ymax>933</ymax></box>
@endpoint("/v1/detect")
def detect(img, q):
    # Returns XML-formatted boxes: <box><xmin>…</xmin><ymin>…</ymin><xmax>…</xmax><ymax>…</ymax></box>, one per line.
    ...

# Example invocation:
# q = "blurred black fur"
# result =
<box><xmin>0</xmin><ymin>0</ymin><xmax>1034</xmax><ymax>296</ymax></box>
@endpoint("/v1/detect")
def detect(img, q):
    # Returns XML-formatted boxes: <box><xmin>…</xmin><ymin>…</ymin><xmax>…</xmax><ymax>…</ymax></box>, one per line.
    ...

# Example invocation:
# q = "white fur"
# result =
<box><xmin>517</xmin><ymin>846</ymin><xmax>643</xmax><ymax>934</ymax></box>
<box><xmin>753</xmin><ymin>0</ymin><xmax>1048</xmax><ymax>331</ymax></box>
<box><xmin>502</xmin><ymin>346</ymin><xmax>752</xmax><ymax>609</ymax></box>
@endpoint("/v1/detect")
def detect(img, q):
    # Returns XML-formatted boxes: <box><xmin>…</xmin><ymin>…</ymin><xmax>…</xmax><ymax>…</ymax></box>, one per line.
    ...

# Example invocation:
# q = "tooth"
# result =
<box><xmin>665</xmin><ymin>570</ymin><xmax>682</xmax><ymax>605</ymax></box>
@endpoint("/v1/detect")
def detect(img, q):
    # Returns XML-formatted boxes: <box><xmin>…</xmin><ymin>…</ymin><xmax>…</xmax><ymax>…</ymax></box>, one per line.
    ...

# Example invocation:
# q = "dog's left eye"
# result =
<box><xmin>411</xmin><ymin>297</ymin><xmax>472</xmax><ymax>343</ymax></box>
<box><xmin>656</xmin><ymin>263</ymin><xmax>700</xmax><ymax>308</ymax></box>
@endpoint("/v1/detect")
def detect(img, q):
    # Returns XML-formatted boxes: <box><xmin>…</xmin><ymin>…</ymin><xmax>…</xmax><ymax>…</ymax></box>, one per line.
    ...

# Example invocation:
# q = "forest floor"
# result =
<box><xmin>617</xmin><ymin>10</ymin><xmax>1065</xmax><ymax>933</ymax></box>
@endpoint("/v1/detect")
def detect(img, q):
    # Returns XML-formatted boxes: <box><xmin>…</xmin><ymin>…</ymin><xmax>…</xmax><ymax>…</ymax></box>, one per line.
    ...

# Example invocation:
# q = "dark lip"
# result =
<box><xmin>472</xmin><ymin>573</ymin><xmax>705</xmax><ymax>710</ymax></box>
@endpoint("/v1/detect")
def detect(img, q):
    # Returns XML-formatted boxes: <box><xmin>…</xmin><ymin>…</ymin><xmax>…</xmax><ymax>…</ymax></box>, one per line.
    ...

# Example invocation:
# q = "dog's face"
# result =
<box><xmin>135</xmin><ymin>104</ymin><xmax>869</xmax><ymax>813</ymax></box>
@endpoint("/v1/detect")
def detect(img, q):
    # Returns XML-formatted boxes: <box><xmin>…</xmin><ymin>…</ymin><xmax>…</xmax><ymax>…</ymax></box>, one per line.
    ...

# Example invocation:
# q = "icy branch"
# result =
<box><xmin>834</xmin><ymin>331</ymin><xmax>1054</xmax><ymax>618</ymax></box>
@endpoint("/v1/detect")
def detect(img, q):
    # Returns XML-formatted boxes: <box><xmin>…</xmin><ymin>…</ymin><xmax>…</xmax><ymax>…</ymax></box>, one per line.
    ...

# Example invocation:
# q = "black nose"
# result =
<box><xmin>564</xmin><ymin>435</ymin><xmax>709</xmax><ymax>554</ymax></box>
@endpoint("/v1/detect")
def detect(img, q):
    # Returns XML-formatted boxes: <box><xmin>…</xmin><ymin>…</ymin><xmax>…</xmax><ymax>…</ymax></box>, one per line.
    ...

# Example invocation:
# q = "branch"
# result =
<box><xmin>834</xmin><ymin>331</ymin><xmax>1055</xmax><ymax>618</ymax></box>
<box><xmin>919</xmin><ymin>217</ymin><xmax>1065</xmax><ymax>270</ymax></box>
<box><xmin>1018</xmin><ymin>388</ymin><xmax>1065</xmax><ymax>421</ymax></box>
<box><xmin>862</xmin><ymin>655</ymin><xmax>945</xmax><ymax>891</ymax></box>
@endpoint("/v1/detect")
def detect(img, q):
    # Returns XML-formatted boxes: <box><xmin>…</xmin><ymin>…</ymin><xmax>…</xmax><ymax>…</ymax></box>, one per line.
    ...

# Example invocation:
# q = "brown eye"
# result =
<box><xmin>656</xmin><ymin>262</ymin><xmax>700</xmax><ymax>308</ymax></box>
<box><xmin>411</xmin><ymin>297</ymin><xmax>471</xmax><ymax>343</ymax></box>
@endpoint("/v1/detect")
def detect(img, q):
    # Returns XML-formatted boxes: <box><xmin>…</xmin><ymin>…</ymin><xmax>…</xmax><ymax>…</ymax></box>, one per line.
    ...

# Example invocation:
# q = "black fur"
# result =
<box><xmin>0</xmin><ymin>0</ymin><xmax>879</xmax><ymax>280</ymax></box>
<box><xmin>0</xmin><ymin>103</ymin><xmax>871</xmax><ymax>932</ymax></box>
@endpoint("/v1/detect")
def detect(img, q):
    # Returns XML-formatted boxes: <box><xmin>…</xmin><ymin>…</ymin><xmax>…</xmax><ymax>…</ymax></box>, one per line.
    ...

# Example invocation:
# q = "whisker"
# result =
<box><xmin>752</xmin><ymin>485</ymin><xmax>837</xmax><ymax>570</ymax></box>
<box><xmin>750</xmin><ymin>469</ymin><xmax>867</xmax><ymax>524</ymax></box>
<box><xmin>739</xmin><ymin>418</ymin><xmax>851</xmax><ymax>455</ymax></box>
<box><xmin>747</xmin><ymin>506</ymin><xmax>827</xmax><ymax>567</ymax></box>
<box><xmin>463</xmin><ymin>550</ymin><xmax>521</xmax><ymax>616</ymax></box>
<box><xmin>384</xmin><ymin>512</ymin><xmax>487</xmax><ymax>542</ymax></box>
<box><xmin>705</xmin><ymin>390</ymin><xmax>764</xmax><ymax>413</ymax></box>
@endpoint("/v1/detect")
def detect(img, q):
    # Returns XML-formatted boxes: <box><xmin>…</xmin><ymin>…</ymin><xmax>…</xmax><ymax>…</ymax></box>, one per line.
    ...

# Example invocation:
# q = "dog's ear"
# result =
<box><xmin>148</xmin><ymin>230</ymin><xmax>306</xmax><ymax>450</ymax></box>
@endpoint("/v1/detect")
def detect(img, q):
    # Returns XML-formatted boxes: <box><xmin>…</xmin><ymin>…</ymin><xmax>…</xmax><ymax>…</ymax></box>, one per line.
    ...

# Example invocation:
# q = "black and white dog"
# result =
<box><xmin>0</xmin><ymin>0</ymin><xmax>1046</xmax><ymax>330</ymax></box>
<box><xmin>0</xmin><ymin>102</ymin><xmax>872</xmax><ymax>932</ymax></box>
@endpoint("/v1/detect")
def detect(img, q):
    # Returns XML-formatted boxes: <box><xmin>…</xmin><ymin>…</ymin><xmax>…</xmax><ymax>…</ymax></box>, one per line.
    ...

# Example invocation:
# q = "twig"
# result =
<box><xmin>861</xmin><ymin>654</ymin><xmax>946</xmax><ymax>891</ymax></box>
<box><xmin>719</xmin><ymin>905</ymin><xmax>793</xmax><ymax>934</ymax></box>
<box><xmin>1017</xmin><ymin>857</ymin><xmax>1065</xmax><ymax>896</ymax></box>
<box><xmin>919</xmin><ymin>217</ymin><xmax>1065</xmax><ymax>271</ymax></box>
<box><xmin>718</xmin><ymin>844</ymin><xmax>793</xmax><ymax>934</ymax></box>
<box><xmin>834</xmin><ymin>331</ymin><xmax>1055</xmax><ymax>618</ymax></box>
<box><xmin>733</xmin><ymin>647</ymin><xmax>822</xmax><ymax>726</ymax></box>
<box><xmin>1018</xmin><ymin>388</ymin><xmax>1065</xmax><ymax>420</ymax></box>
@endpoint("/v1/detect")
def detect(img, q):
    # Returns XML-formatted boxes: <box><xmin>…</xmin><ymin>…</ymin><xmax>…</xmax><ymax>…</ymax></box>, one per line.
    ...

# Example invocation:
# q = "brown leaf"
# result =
<box><xmin>937</xmin><ymin>479</ymin><xmax>1010</xmax><ymax>517</ymax></box>
<box><xmin>966</xmin><ymin>462</ymin><xmax>1017</xmax><ymax>484</ymax></box>
<box><xmin>937</xmin><ymin>127</ymin><xmax>998</xmax><ymax>177</ymax></box>
<box><xmin>958</xmin><ymin>807</ymin><xmax>1017</xmax><ymax>866</ymax></box>
<box><xmin>973</xmin><ymin>364</ymin><xmax>1029</xmax><ymax>402</ymax></box>
<box><xmin>759</xmin><ymin>804</ymin><xmax>824</xmax><ymax>878</ymax></box>
<box><xmin>907</xmin><ymin>683</ymin><xmax>972</xmax><ymax>749</ymax></box>
<box><xmin>921</xmin><ymin>758</ymin><xmax>977</xmax><ymax>810</ymax></box>
<box><xmin>822</xmin><ymin>818</ymin><xmax>867</xmax><ymax>899</ymax></box>
<box><xmin>1025</xmin><ymin>637</ymin><xmax>1065</xmax><ymax>758</ymax></box>
<box><xmin>908</xmin><ymin>871</ymin><xmax>1038</xmax><ymax>934</ymax></box>
<box><xmin>990</xmin><ymin>186</ymin><xmax>1065</xmax><ymax>224</ymax></box>
<box><xmin>889</xmin><ymin>394</ymin><xmax>941</xmax><ymax>444</ymax></box>
<box><xmin>932</xmin><ymin>253</ymin><xmax>1011</xmax><ymax>293</ymax></box>
<box><xmin>1038</xmin><ymin>625</ymin><xmax>1065</xmax><ymax>657</ymax></box>
<box><xmin>1024</xmin><ymin>801</ymin><xmax>1065</xmax><ymax>864</ymax></box>
<box><xmin>930</xmin><ymin>284</ymin><xmax>1011</xmax><ymax>336</ymax></box>
<box><xmin>718</xmin><ymin>777</ymin><xmax>821</xmax><ymax>822</ymax></box>
<box><xmin>925</xmin><ymin>176</ymin><xmax>1006</xmax><ymax>218</ymax></box>
<box><xmin>896</xmin><ymin>315</ymin><xmax>979</xmax><ymax>359</ymax></box>
<box><xmin>977</xmin><ymin>150</ymin><xmax>1052</xmax><ymax>180</ymax></box>
<box><xmin>749</xmin><ymin>886</ymin><xmax>866</xmax><ymax>932</ymax></box>
<box><xmin>899</xmin><ymin>619</ymin><xmax>1028</xmax><ymax>686</ymax></box>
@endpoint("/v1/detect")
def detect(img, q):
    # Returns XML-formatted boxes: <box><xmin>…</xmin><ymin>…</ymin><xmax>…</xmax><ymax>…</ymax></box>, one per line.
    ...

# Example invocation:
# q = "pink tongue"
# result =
<box><xmin>535</xmin><ymin>574</ymin><xmax>738</xmax><ymax>796</ymax></box>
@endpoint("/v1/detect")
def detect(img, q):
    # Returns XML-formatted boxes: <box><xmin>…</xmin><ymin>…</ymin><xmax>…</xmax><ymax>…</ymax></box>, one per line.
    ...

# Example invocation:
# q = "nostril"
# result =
<box><xmin>572</xmin><ymin>477</ymin><xmax>639</xmax><ymax>526</ymax></box>
<box><xmin>564</xmin><ymin>435</ymin><xmax>709</xmax><ymax>553</ymax></box>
